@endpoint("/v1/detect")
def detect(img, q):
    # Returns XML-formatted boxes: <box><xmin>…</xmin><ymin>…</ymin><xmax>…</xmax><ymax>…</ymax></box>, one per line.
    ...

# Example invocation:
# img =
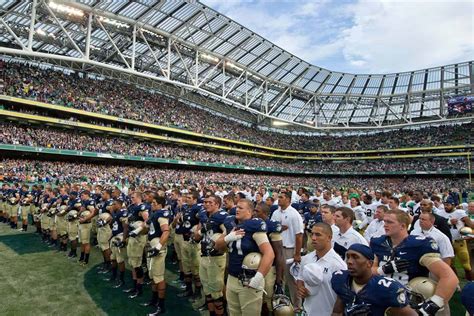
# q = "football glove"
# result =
<box><xmin>418</xmin><ymin>295</ymin><xmax>444</xmax><ymax>316</ymax></box>
<box><xmin>274</xmin><ymin>283</ymin><xmax>284</xmax><ymax>295</ymax></box>
<box><xmin>378</xmin><ymin>258</ymin><xmax>410</xmax><ymax>275</ymax></box>
<box><xmin>248</xmin><ymin>271</ymin><xmax>264</xmax><ymax>291</ymax></box>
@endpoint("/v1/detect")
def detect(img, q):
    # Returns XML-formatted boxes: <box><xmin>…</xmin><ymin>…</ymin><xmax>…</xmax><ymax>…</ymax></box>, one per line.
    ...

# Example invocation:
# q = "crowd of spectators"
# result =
<box><xmin>0</xmin><ymin>122</ymin><xmax>469</xmax><ymax>173</ymax></box>
<box><xmin>0</xmin><ymin>159</ymin><xmax>470</xmax><ymax>193</ymax></box>
<box><xmin>2</xmin><ymin>60</ymin><xmax>472</xmax><ymax>151</ymax></box>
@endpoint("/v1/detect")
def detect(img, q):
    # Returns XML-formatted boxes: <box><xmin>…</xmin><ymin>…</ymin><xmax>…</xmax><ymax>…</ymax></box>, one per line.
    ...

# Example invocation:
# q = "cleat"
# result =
<box><xmin>123</xmin><ymin>287</ymin><xmax>136</xmax><ymax>294</ymax></box>
<box><xmin>128</xmin><ymin>291</ymin><xmax>142</xmax><ymax>299</ymax></box>
<box><xmin>113</xmin><ymin>280</ymin><xmax>125</xmax><ymax>288</ymax></box>
<box><xmin>177</xmin><ymin>290</ymin><xmax>193</xmax><ymax>298</ymax></box>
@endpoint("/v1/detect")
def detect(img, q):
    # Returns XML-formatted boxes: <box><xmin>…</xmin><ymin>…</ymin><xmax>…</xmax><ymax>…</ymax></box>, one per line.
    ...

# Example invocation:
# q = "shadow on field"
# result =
<box><xmin>83</xmin><ymin>255</ymin><xmax>200</xmax><ymax>316</ymax></box>
<box><xmin>0</xmin><ymin>232</ymin><xmax>51</xmax><ymax>255</ymax></box>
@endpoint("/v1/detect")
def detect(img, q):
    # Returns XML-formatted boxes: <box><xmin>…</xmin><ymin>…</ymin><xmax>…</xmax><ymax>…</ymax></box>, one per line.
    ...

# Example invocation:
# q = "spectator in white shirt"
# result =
<box><xmin>364</xmin><ymin>205</ymin><xmax>388</xmax><ymax>243</ymax></box>
<box><xmin>410</xmin><ymin>212</ymin><xmax>454</xmax><ymax>265</ymax></box>
<box><xmin>333</xmin><ymin>207</ymin><xmax>369</xmax><ymax>259</ymax></box>
<box><xmin>320</xmin><ymin>205</ymin><xmax>340</xmax><ymax>243</ymax></box>
<box><xmin>296</xmin><ymin>223</ymin><xmax>347</xmax><ymax>316</ymax></box>
<box><xmin>271</xmin><ymin>190</ymin><xmax>304</xmax><ymax>310</ymax></box>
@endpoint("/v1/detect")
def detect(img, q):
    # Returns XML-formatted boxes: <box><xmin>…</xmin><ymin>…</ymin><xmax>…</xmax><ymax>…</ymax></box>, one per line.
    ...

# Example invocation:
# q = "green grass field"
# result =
<box><xmin>0</xmin><ymin>223</ymin><xmax>201</xmax><ymax>316</ymax></box>
<box><xmin>0</xmin><ymin>223</ymin><xmax>469</xmax><ymax>316</ymax></box>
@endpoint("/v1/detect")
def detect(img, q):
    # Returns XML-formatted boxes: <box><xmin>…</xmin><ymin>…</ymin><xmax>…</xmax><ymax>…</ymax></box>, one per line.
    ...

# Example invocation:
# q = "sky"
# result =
<box><xmin>202</xmin><ymin>0</ymin><xmax>474</xmax><ymax>74</ymax></box>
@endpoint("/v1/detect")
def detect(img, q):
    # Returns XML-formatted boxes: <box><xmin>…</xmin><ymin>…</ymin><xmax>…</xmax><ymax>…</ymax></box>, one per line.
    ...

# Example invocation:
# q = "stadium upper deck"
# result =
<box><xmin>0</xmin><ymin>0</ymin><xmax>472</xmax><ymax>132</ymax></box>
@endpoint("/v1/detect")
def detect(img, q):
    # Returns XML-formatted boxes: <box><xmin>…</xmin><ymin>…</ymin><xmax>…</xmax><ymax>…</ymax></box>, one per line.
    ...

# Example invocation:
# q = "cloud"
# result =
<box><xmin>203</xmin><ymin>0</ymin><xmax>474</xmax><ymax>74</ymax></box>
<box><xmin>340</xmin><ymin>0</ymin><xmax>474</xmax><ymax>73</ymax></box>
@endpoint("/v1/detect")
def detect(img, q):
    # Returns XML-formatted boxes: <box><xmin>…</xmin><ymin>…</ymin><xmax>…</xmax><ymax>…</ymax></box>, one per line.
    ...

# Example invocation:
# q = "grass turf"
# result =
<box><xmin>0</xmin><ymin>222</ymin><xmax>470</xmax><ymax>315</ymax></box>
<box><xmin>0</xmin><ymin>223</ymin><xmax>201</xmax><ymax>316</ymax></box>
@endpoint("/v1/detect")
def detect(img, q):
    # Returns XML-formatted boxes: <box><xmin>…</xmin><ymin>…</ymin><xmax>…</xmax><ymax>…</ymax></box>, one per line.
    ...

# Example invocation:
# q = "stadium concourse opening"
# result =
<box><xmin>0</xmin><ymin>0</ymin><xmax>473</xmax><ymax>316</ymax></box>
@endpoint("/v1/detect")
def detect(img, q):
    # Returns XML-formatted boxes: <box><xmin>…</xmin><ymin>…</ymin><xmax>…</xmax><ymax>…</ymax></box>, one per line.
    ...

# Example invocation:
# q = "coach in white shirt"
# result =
<box><xmin>333</xmin><ymin>207</ymin><xmax>368</xmax><ymax>259</ymax></box>
<box><xmin>296</xmin><ymin>222</ymin><xmax>347</xmax><ymax>316</ymax></box>
<box><xmin>271</xmin><ymin>190</ymin><xmax>304</xmax><ymax>310</ymax></box>
<box><xmin>364</xmin><ymin>205</ymin><xmax>388</xmax><ymax>243</ymax></box>
<box><xmin>410</xmin><ymin>212</ymin><xmax>454</xmax><ymax>265</ymax></box>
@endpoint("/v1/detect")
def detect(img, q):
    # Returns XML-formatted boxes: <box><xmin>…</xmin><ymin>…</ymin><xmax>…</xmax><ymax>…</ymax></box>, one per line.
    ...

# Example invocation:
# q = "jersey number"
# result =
<box><xmin>378</xmin><ymin>279</ymin><xmax>392</xmax><ymax>288</ymax></box>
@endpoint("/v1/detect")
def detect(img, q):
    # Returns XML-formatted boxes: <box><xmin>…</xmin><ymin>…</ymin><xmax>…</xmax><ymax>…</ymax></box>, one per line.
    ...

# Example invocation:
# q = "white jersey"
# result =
<box><xmin>360</xmin><ymin>202</ymin><xmax>377</xmax><ymax>229</ymax></box>
<box><xmin>297</xmin><ymin>249</ymin><xmax>347</xmax><ymax>316</ymax></box>
<box><xmin>436</xmin><ymin>209</ymin><xmax>468</xmax><ymax>241</ymax></box>
<box><xmin>410</xmin><ymin>226</ymin><xmax>454</xmax><ymax>260</ymax></box>
<box><xmin>352</xmin><ymin>206</ymin><xmax>367</xmax><ymax>222</ymax></box>
<box><xmin>333</xmin><ymin>227</ymin><xmax>368</xmax><ymax>259</ymax></box>
<box><xmin>363</xmin><ymin>219</ymin><xmax>385</xmax><ymax>243</ymax></box>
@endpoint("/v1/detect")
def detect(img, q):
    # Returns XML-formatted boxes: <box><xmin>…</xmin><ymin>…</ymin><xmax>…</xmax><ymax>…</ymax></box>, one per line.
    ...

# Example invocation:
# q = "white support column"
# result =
<box><xmin>167</xmin><ymin>37</ymin><xmax>171</xmax><ymax>80</ymax></box>
<box><xmin>222</xmin><ymin>60</ymin><xmax>225</xmax><ymax>97</ymax></box>
<box><xmin>138</xmin><ymin>29</ymin><xmax>167</xmax><ymax>77</ymax></box>
<box><xmin>131</xmin><ymin>25</ymin><xmax>136</xmax><ymax>70</ymax></box>
<box><xmin>84</xmin><ymin>12</ymin><xmax>92</xmax><ymax>59</ymax></box>
<box><xmin>195</xmin><ymin>51</ymin><xmax>198</xmax><ymax>87</ymax></box>
<box><xmin>28</xmin><ymin>0</ymin><xmax>37</xmax><ymax>51</ymax></box>
<box><xmin>0</xmin><ymin>19</ymin><xmax>26</xmax><ymax>50</ymax></box>
<box><xmin>96</xmin><ymin>18</ymin><xmax>129</xmax><ymax>68</ymax></box>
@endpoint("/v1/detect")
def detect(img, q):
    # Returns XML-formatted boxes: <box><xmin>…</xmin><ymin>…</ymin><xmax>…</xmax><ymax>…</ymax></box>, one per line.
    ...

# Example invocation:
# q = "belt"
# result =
<box><xmin>283</xmin><ymin>246</ymin><xmax>295</xmax><ymax>249</ymax></box>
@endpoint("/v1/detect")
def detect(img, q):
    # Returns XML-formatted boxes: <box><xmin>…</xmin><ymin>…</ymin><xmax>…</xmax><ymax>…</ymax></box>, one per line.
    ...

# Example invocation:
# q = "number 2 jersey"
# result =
<box><xmin>331</xmin><ymin>270</ymin><xmax>409</xmax><ymax>316</ymax></box>
<box><xmin>370</xmin><ymin>235</ymin><xmax>441</xmax><ymax>285</ymax></box>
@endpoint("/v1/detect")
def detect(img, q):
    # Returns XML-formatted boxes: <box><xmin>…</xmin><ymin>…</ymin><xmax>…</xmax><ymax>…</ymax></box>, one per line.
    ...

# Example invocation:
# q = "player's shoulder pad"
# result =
<box><xmin>224</xmin><ymin>215</ymin><xmax>237</xmax><ymax>230</ymax></box>
<box><xmin>331</xmin><ymin>270</ymin><xmax>350</xmax><ymax>292</ymax></box>
<box><xmin>266</xmin><ymin>219</ymin><xmax>282</xmax><ymax>233</ymax></box>
<box><xmin>213</xmin><ymin>211</ymin><xmax>229</xmax><ymax>222</ymax></box>
<box><xmin>371</xmin><ymin>276</ymin><xmax>408</xmax><ymax>306</ymax></box>
<box><xmin>157</xmin><ymin>209</ymin><xmax>171</xmax><ymax>218</ymax></box>
<box><xmin>244</xmin><ymin>218</ymin><xmax>267</xmax><ymax>233</ymax></box>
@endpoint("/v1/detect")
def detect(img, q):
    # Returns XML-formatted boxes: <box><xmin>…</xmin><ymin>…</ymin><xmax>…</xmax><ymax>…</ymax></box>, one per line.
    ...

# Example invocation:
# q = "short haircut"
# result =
<box><xmin>152</xmin><ymin>195</ymin><xmax>166</xmax><ymax>207</ymax></box>
<box><xmin>209</xmin><ymin>195</ymin><xmax>222</xmax><ymax>207</ymax></box>
<box><xmin>189</xmin><ymin>191</ymin><xmax>200</xmax><ymax>201</ymax></box>
<box><xmin>385</xmin><ymin>209</ymin><xmax>410</xmax><ymax>228</ymax></box>
<box><xmin>389</xmin><ymin>196</ymin><xmax>399</xmax><ymax>204</ymax></box>
<box><xmin>279</xmin><ymin>191</ymin><xmax>291</xmax><ymax>200</ymax></box>
<box><xmin>430</xmin><ymin>195</ymin><xmax>441</xmax><ymax>203</ymax></box>
<box><xmin>376</xmin><ymin>205</ymin><xmax>389</xmax><ymax>213</ymax></box>
<box><xmin>335</xmin><ymin>207</ymin><xmax>355</xmax><ymax>223</ymax></box>
<box><xmin>420</xmin><ymin>211</ymin><xmax>435</xmax><ymax>221</ymax></box>
<box><xmin>238</xmin><ymin>199</ymin><xmax>254</xmax><ymax>212</ymax></box>
<box><xmin>321</xmin><ymin>204</ymin><xmax>336</xmax><ymax>214</ymax></box>
<box><xmin>256</xmin><ymin>202</ymin><xmax>270</xmax><ymax>215</ymax></box>
<box><xmin>382</xmin><ymin>191</ymin><xmax>392</xmax><ymax>198</ymax></box>
<box><xmin>312</xmin><ymin>222</ymin><xmax>333</xmax><ymax>238</ymax></box>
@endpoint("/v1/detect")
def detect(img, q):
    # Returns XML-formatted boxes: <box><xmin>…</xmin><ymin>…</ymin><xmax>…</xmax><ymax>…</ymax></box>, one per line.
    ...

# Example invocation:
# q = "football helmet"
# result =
<box><xmin>80</xmin><ymin>210</ymin><xmax>91</xmax><ymax>219</ymax></box>
<box><xmin>9</xmin><ymin>197</ymin><xmax>16</xmax><ymax>204</ymax></box>
<box><xmin>460</xmin><ymin>227</ymin><xmax>473</xmax><ymax>236</ymax></box>
<box><xmin>407</xmin><ymin>277</ymin><xmax>437</xmax><ymax>308</ymax></box>
<box><xmin>111</xmin><ymin>233</ymin><xmax>125</xmax><ymax>248</ymax></box>
<box><xmin>239</xmin><ymin>252</ymin><xmax>261</xmax><ymax>286</ymax></box>
<box><xmin>58</xmin><ymin>205</ymin><xmax>68</xmax><ymax>216</ymax></box>
<box><xmin>97</xmin><ymin>212</ymin><xmax>112</xmax><ymax>227</ymax></box>
<box><xmin>66</xmin><ymin>210</ymin><xmax>79</xmax><ymax>222</ymax></box>
<box><xmin>272</xmin><ymin>294</ymin><xmax>295</xmax><ymax>316</ymax></box>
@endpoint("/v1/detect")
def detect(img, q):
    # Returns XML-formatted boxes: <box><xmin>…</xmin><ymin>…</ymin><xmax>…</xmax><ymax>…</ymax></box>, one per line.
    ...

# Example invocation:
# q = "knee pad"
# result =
<box><xmin>135</xmin><ymin>267</ymin><xmax>144</xmax><ymax>278</ymax></box>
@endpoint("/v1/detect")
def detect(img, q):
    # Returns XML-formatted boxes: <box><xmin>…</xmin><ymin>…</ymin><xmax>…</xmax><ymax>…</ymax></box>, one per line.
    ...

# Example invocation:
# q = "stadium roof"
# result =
<box><xmin>0</xmin><ymin>0</ymin><xmax>473</xmax><ymax>130</ymax></box>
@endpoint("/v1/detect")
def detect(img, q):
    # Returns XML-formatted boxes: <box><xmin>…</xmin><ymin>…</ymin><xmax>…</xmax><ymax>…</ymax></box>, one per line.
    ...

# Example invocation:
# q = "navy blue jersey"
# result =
<box><xmin>100</xmin><ymin>198</ymin><xmax>114</xmax><ymax>214</ymax></box>
<box><xmin>292</xmin><ymin>200</ymin><xmax>313</xmax><ymax>215</ymax></box>
<box><xmin>224</xmin><ymin>216</ymin><xmax>267</xmax><ymax>277</ymax></box>
<box><xmin>111</xmin><ymin>209</ymin><xmax>127</xmax><ymax>236</ymax></box>
<box><xmin>269</xmin><ymin>205</ymin><xmax>279</xmax><ymax>218</ymax></box>
<box><xmin>265</xmin><ymin>218</ymin><xmax>282</xmax><ymax>236</ymax></box>
<box><xmin>332</xmin><ymin>270</ymin><xmax>409</xmax><ymax>316</ymax></box>
<box><xmin>175</xmin><ymin>204</ymin><xmax>200</xmax><ymax>239</ymax></box>
<box><xmin>82</xmin><ymin>199</ymin><xmax>96</xmax><ymax>210</ymax></box>
<box><xmin>304</xmin><ymin>211</ymin><xmax>322</xmax><ymax>233</ymax></box>
<box><xmin>147</xmin><ymin>209</ymin><xmax>171</xmax><ymax>240</ymax></box>
<box><xmin>59</xmin><ymin>194</ymin><xmax>69</xmax><ymax>205</ymax></box>
<box><xmin>68</xmin><ymin>197</ymin><xmax>82</xmax><ymax>210</ymax></box>
<box><xmin>48</xmin><ymin>197</ymin><xmax>58</xmax><ymax>208</ymax></box>
<box><xmin>370</xmin><ymin>235</ymin><xmax>440</xmax><ymax>284</ymax></box>
<box><xmin>461</xmin><ymin>282</ymin><xmax>474</xmax><ymax>315</ymax></box>
<box><xmin>198</xmin><ymin>207</ymin><xmax>208</xmax><ymax>224</ymax></box>
<box><xmin>226</xmin><ymin>206</ymin><xmax>236</xmax><ymax>216</ymax></box>
<box><xmin>127</xmin><ymin>203</ymin><xmax>148</xmax><ymax>223</ymax></box>
<box><xmin>201</xmin><ymin>210</ymin><xmax>228</xmax><ymax>256</ymax></box>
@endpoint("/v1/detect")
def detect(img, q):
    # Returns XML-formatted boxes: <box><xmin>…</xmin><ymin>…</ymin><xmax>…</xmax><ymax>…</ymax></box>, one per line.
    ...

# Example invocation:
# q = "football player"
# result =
<box><xmin>144</xmin><ymin>195</ymin><xmax>171</xmax><ymax>316</ymax></box>
<box><xmin>96</xmin><ymin>189</ymin><xmax>114</xmax><ymax>274</ymax></box>
<box><xmin>371</xmin><ymin>210</ymin><xmax>458</xmax><ymax>315</ymax></box>
<box><xmin>216</xmin><ymin>199</ymin><xmax>275</xmax><ymax>316</ymax></box>
<box><xmin>18</xmin><ymin>184</ymin><xmax>33</xmax><ymax>232</ymax></box>
<box><xmin>55</xmin><ymin>187</ymin><xmax>70</xmax><ymax>252</ymax></box>
<box><xmin>66</xmin><ymin>191</ymin><xmax>81</xmax><ymax>259</ymax></box>
<box><xmin>78</xmin><ymin>190</ymin><xmax>97</xmax><ymax>266</ymax></box>
<box><xmin>193</xmin><ymin>195</ymin><xmax>228</xmax><ymax>316</ymax></box>
<box><xmin>253</xmin><ymin>202</ymin><xmax>285</xmax><ymax>314</ymax></box>
<box><xmin>107</xmin><ymin>199</ymin><xmax>128</xmax><ymax>288</ymax></box>
<box><xmin>123</xmin><ymin>191</ymin><xmax>149</xmax><ymax>298</ymax></box>
<box><xmin>332</xmin><ymin>244</ymin><xmax>416</xmax><ymax>315</ymax></box>
<box><xmin>303</xmin><ymin>201</ymin><xmax>322</xmax><ymax>253</ymax></box>
<box><xmin>437</xmin><ymin>195</ymin><xmax>473</xmax><ymax>281</ymax></box>
<box><xmin>176</xmin><ymin>192</ymin><xmax>202</xmax><ymax>299</ymax></box>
